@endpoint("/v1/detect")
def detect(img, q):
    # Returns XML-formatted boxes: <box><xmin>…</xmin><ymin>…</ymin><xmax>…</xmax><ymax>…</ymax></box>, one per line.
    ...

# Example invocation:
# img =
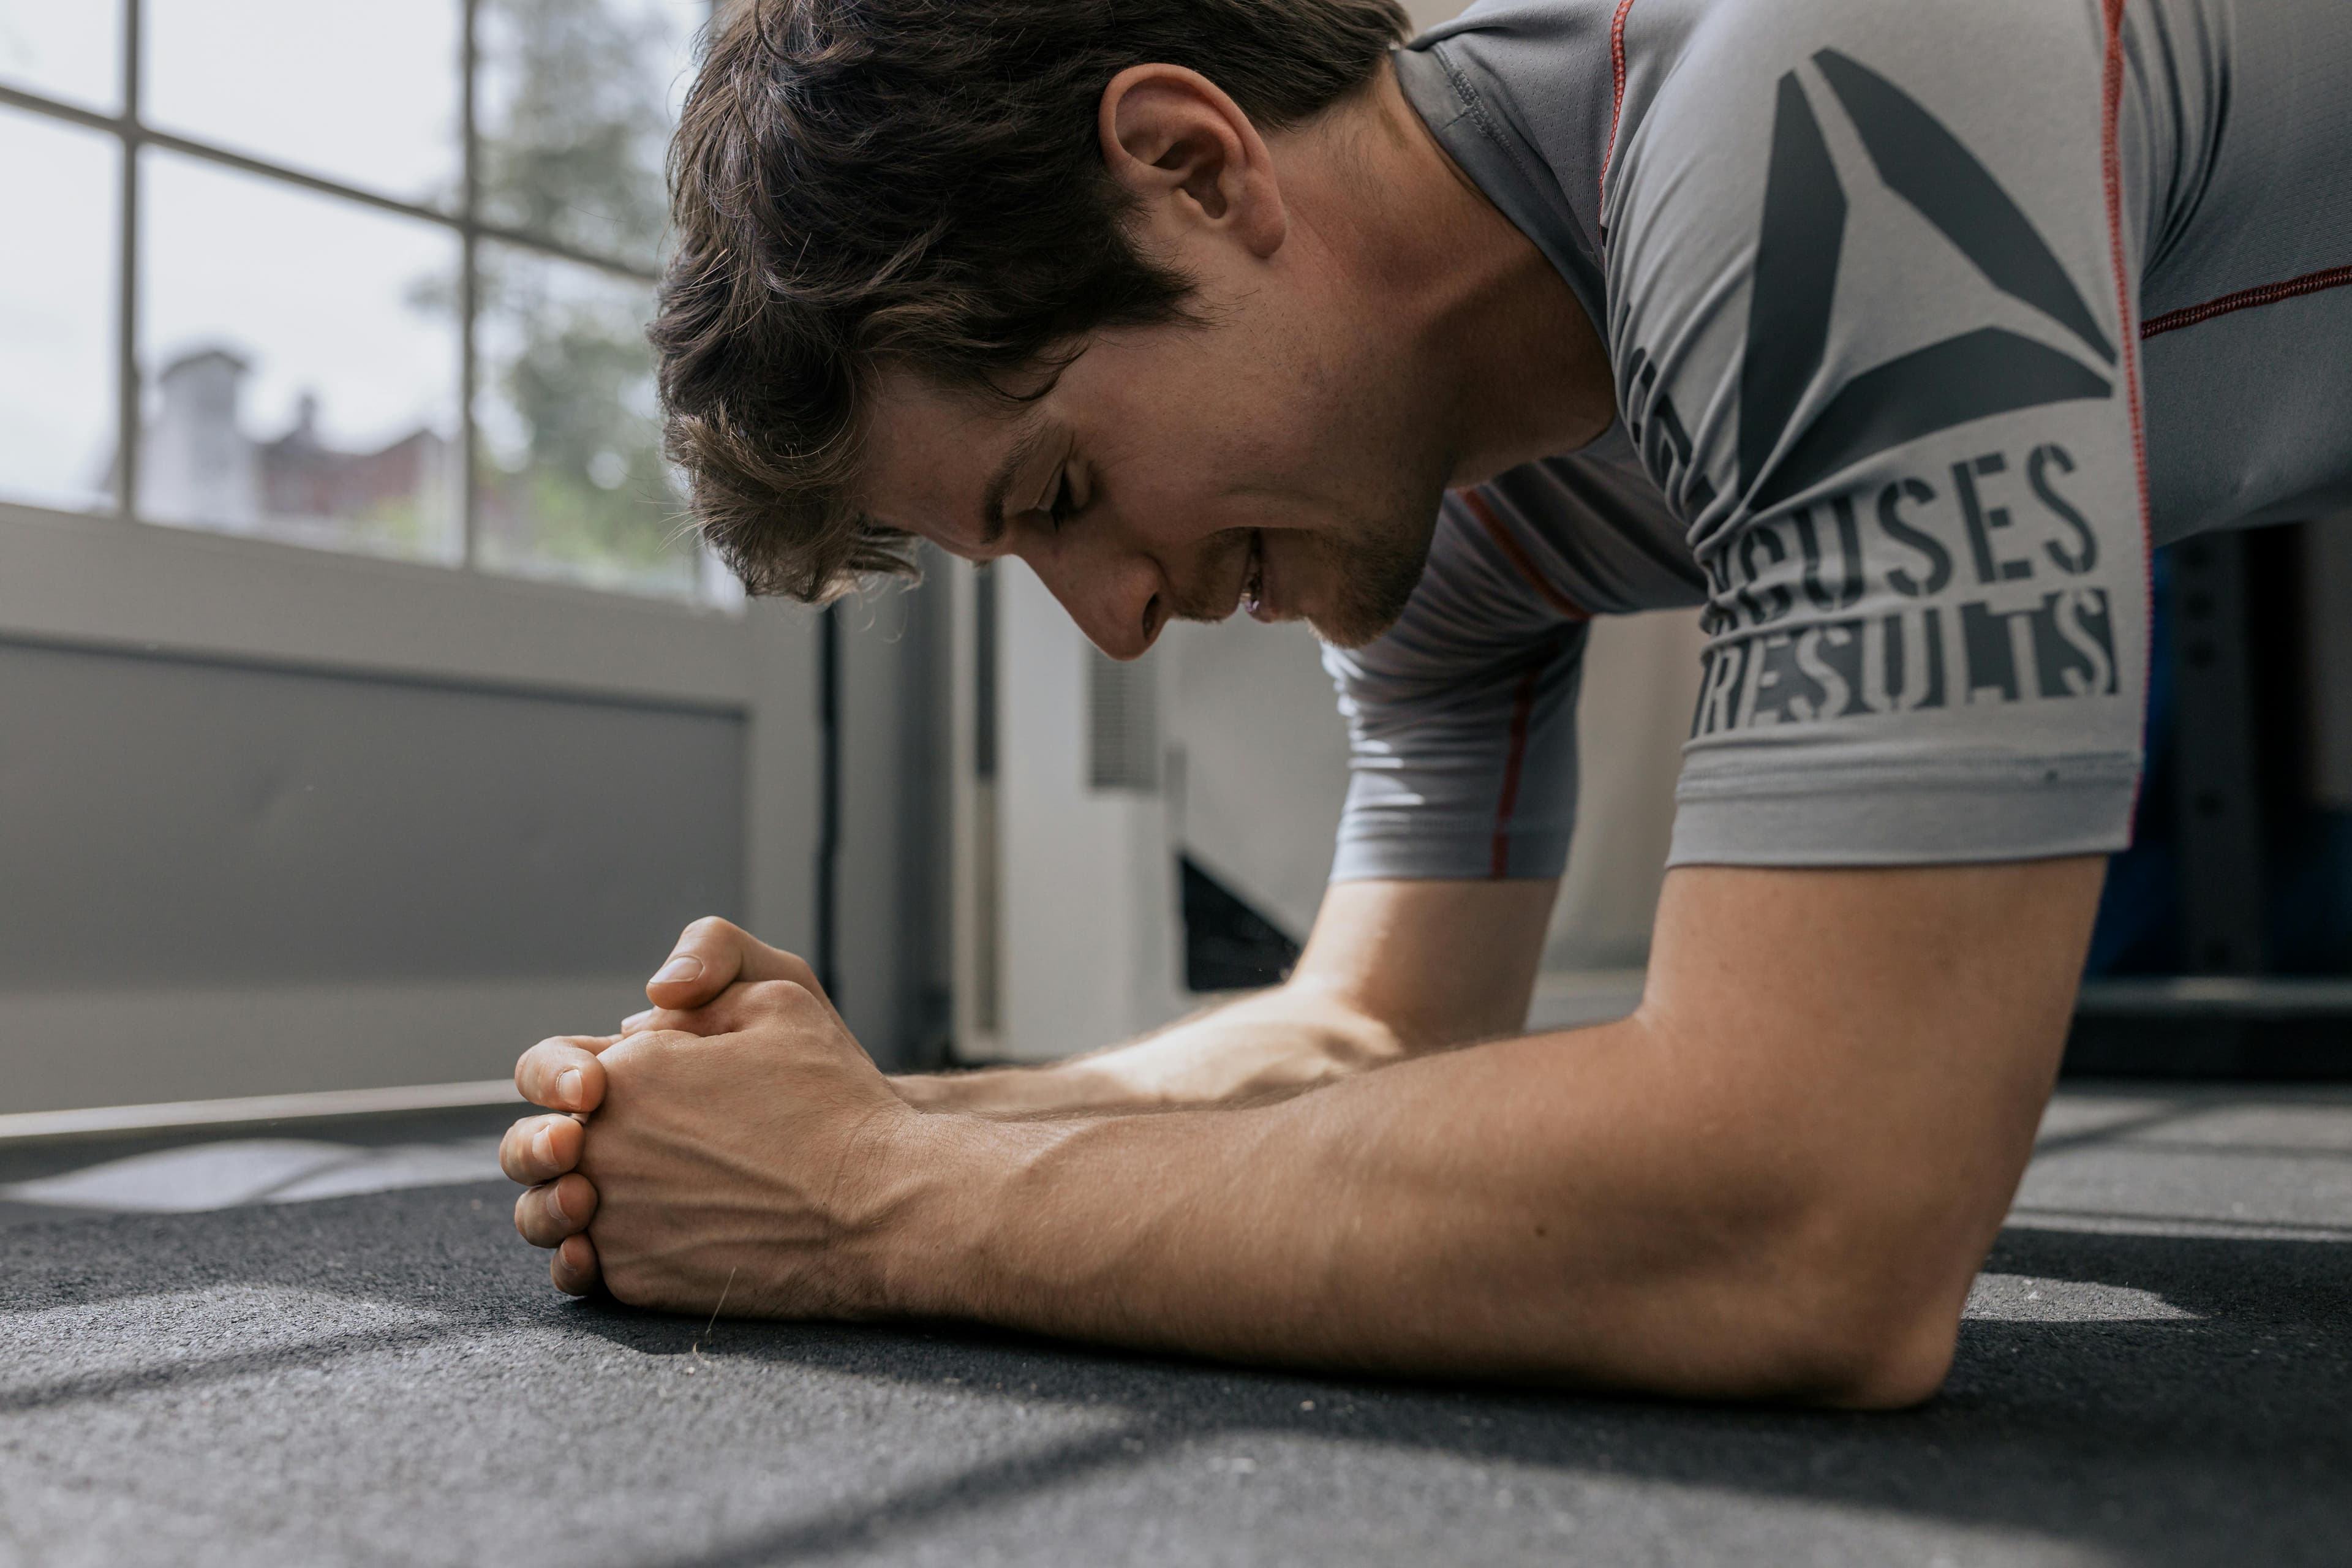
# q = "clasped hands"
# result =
<box><xmin>500</xmin><ymin>918</ymin><xmax>925</xmax><ymax>1313</ymax></box>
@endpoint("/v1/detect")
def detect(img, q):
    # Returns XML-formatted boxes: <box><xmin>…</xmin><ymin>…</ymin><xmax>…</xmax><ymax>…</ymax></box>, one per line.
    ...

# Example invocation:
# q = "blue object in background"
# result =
<box><xmin>2084</xmin><ymin>541</ymin><xmax>2352</xmax><ymax>978</ymax></box>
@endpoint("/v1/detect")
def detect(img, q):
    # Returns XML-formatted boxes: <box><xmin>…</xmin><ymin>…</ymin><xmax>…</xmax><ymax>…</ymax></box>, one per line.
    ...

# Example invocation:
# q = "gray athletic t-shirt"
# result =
<box><xmin>1327</xmin><ymin>0</ymin><xmax>2352</xmax><ymax>881</ymax></box>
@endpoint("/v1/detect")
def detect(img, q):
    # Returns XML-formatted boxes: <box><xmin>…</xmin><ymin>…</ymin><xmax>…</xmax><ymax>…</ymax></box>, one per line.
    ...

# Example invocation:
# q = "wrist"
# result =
<box><xmin>860</xmin><ymin>1107</ymin><xmax>1041</xmax><ymax>1319</ymax></box>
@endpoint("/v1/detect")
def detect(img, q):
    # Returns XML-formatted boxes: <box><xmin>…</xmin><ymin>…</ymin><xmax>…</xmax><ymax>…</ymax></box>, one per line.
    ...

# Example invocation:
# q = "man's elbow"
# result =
<box><xmin>1785</xmin><ymin>1275</ymin><xmax>1965</xmax><ymax>1412</ymax></box>
<box><xmin>1746</xmin><ymin>1193</ymin><xmax>1986</xmax><ymax>1411</ymax></box>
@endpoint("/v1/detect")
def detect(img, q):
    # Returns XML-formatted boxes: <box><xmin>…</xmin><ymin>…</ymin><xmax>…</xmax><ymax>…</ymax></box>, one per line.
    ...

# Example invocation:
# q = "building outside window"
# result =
<box><xmin>0</xmin><ymin>0</ymin><xmax>731</xmax><ymax>605</ymax></box>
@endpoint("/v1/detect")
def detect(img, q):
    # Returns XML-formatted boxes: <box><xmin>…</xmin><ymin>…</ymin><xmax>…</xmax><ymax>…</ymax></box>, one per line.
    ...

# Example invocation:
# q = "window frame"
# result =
<box><xmin>0</xmin><ymin>0</ymin><xmax>818</xmax><ymax>963</ymax></box>
<box><xmin>0</xmin><ymin>0</ymin><xmax>716</xmax><ymax>602</ymax></box>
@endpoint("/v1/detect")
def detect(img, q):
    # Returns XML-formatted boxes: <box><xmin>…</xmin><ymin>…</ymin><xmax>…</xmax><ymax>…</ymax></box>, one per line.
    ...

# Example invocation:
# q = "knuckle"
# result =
<box><xmin>519</xmin><ymin>1184</ymin><xmax>576</xmax><ymax>1246</ymax></box>
<box><xmin>556</xmin><ymin>1172</ymin><xmax>598</xmax><ymax>1222</ymax></box>
<box><xmin>745</xmin><ymin>978</ymin><xmax>814</xmax><ymax>1010</ymax></box>
<box><xmin>600</xmin><ymin>1035</ymin><xmax>649</xmax><ymax>1077</ymax></box>
<box><xmin>682</xmin><ymin>914</ymin><xmax>741</xmax><ymax>944</ymax></box>
<box><xmin>552</xmin><ymin>1241</ymin><xmax>597</xmax><ymax>1293</ymax></box>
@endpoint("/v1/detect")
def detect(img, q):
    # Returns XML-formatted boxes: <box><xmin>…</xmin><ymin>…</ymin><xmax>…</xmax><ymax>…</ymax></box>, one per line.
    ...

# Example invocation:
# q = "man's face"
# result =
<box><xmin>859</xmin><ymin>290</ymin><xmax>1449</xmax><ymax>659</ymax></box>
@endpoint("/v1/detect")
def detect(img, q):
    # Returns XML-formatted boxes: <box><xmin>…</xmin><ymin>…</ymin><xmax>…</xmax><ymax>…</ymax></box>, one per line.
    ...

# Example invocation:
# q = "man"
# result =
<box><xmin>500</xmin><ymin>0</ymin><xmax>2352</xmax><ymax>1404</ymax></box>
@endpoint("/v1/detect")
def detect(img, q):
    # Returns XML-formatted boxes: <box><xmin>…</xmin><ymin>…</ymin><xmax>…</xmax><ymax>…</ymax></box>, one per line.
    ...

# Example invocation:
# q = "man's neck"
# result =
<box><xmin>1318</xmin><ymin>59</ymin><xmax>1620</xmax><ymax>487</ymax></box>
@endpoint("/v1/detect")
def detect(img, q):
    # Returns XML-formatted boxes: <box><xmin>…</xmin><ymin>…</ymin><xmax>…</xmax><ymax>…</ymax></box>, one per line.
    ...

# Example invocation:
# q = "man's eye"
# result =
<box><xmin>1050</xmin><ymin>472</ymin><xmax>1076</xmax><ymax>528</ymax></box>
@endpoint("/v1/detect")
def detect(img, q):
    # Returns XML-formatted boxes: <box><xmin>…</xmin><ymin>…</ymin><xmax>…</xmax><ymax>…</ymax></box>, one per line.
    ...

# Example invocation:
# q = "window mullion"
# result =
<box><xmin>114</xmin><ymin>0</ymin><xmax>143</xmax><ymax>522</ymax></box>
<box><xmin>460</xmin><ymin>0</ymin><xmax>481</xmax><ymax>571</ymax></box>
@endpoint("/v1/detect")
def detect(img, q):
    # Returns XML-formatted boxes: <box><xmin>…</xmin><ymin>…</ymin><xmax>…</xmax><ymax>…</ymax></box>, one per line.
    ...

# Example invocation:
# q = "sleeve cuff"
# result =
<box><xmin>1666</xmin><ymin>754</ymin><xmax>2141</xmax><ymax>867</ymax></box>
<box><xmin>1329</xmin><ymin>820</ymin><xmax>1575</xmax><ymax>883</ymax></box>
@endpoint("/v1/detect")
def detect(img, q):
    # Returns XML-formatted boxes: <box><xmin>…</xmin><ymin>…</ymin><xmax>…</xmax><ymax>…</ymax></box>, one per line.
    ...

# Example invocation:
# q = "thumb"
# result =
<box><xmin>644</xmin><ymin>916</ymin><xmax>835</xmax><ymax>1016</ymax></box>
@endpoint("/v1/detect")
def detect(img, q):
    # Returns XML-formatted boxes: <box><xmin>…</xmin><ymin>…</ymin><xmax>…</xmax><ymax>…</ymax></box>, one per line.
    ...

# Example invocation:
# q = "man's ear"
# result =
<box><xmin>1098</xmin><ymin>64</ymin><xmax>1286</xmax><ymax>259</ymax></box>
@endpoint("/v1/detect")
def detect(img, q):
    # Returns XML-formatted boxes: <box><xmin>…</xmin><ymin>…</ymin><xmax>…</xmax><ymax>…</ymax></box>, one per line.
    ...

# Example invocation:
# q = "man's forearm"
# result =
<box><xmin>538</xmin><ymin>869</ymin><xmax>2078</xmax><ymax>1406</ymax></box>
<box><xmin>892</xmin><ymin>980</ymin><xmax>1413</xmax><ymax>1117</ymax></box>
<box><xmin>861</xmin><ymin>1013</ymin><xmax>1989</xmax><ymax>1407</ymax></box>
<box><xmin>892</xmin><ymin>879</ymin><xmax>1559</xmax><ymax>1118</ymax></box>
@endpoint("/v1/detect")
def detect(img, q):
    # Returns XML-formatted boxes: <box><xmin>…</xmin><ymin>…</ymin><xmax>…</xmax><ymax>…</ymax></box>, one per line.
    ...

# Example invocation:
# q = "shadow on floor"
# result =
<box><xmin>544</xmin><ymin>1223</ymin><xmax>2352</xmax><ymax>1568</ymax></box>
<box><xmin>2</xmin><ymin>1167</ymin><xmax>2346</xmax><ymax>1567</ymax></box>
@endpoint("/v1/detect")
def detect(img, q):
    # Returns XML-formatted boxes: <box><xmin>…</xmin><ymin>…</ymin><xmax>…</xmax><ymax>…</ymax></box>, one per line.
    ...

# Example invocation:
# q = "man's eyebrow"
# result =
<box><xmin>979</xmin><ymin>420</ymin><xmax>1055</xmax><ymax>549</ymax></box>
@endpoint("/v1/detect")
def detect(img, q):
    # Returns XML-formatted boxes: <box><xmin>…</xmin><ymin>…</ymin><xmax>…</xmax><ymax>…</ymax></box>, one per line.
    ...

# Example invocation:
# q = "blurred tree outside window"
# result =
<box><xmin>469</xmin><ymin>0</ymin><xmax>704</xmax><ymax>600</ymax></box>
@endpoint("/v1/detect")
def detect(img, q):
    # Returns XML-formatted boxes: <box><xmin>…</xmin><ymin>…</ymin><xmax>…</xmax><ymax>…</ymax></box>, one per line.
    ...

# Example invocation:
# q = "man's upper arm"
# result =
<box><xmin>1608</xmin><ymin>0</ymin><xmax>2149</xmax><ymax>870</ymax></box>
<box><xmin>1621</xmin><ymin>853</ymin><xmax>2108</xmax><ymax>1398</ymax></box>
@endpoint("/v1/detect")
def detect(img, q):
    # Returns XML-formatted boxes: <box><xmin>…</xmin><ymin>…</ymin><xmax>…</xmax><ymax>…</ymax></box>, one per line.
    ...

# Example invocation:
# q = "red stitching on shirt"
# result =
<box><xmin>1598</xmin><ymin>0</ymin><xmax>1639</xmax><ymax>219</ymax></box>
<box><xmin>2101</xmin><ymin>0</ymin><xmax>2156</xmax><ymax>831</ymax></box>
<box><xmin>1457</xmin><ymin>488</ymin><xmax>1591</xmax><ymax>620</ymax></box>
<box><xmin>1490</xmin><ymin>662</ymin><xmax>1541</xmax><ymax>878</ymax></box>
<box><xmin>2141</xmin><ymin>264</ymin><xmax>2352</xmax><ymax>338</ymax></box>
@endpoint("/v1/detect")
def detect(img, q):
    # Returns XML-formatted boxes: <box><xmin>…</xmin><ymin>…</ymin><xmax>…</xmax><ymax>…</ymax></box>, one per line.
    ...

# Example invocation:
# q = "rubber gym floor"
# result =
<box><xmin>2</xmin><ymin>1082</ymin><xmax>2346</xmax><ymax>1567</ymax></box>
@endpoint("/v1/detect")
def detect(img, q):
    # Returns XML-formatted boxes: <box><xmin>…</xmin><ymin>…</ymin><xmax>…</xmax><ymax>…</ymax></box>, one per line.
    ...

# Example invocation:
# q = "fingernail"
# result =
<box><xmin>652</xmin><ymin>956</ymin><xmax>702</xmax><ymax>984</ymax></box>
<box><xmin>621</xmin><ymin>1008</ymin><xmax>655</xmax><ymax>1032</ymax></box>
<box><xmin>556</xmin><ymin>1068</ymin><xmax>582</xmax><ymax>1106</ymax></box>
<box><xmin>547</xmin><ymin>1184</ymin><xmax>570</xmax><ymax>1223</ymax></box>
<box><xmin>532</xmin><ymin>1125</ymin><xmax>555</xmax><ymax>1165</ymax></box>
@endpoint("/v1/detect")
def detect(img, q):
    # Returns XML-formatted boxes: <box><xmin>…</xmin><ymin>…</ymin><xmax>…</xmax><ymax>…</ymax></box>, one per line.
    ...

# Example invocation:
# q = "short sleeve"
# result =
<box><xmin>1602</xmin><ymin>0</ymin><xmax>2153</xmax><ymax>865</ymax></box>
<box><xmin>1325</xmin><ymin>491</ymin><xmax>1591</xmax><ymax>882</ymax></box>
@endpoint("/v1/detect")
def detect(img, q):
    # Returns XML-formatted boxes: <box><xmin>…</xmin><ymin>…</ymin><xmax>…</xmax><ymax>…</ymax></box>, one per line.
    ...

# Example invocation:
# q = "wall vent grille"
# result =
<box><xmin>1087</xmin><ymin>649</ymin><xmax>1160</xmax><ymax>792</ymax></box>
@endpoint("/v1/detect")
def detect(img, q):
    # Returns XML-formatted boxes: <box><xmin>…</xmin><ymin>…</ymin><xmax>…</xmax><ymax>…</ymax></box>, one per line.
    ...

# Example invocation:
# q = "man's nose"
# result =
<box><xmin>1028</xmin><ymin>541</ymin><xmax>1164</xmax><ymax>661</ymax></box>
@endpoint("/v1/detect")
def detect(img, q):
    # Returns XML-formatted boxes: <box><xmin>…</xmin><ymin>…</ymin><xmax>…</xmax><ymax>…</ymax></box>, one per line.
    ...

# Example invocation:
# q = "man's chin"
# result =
<box><xmin>1304</xmin><ymin>605</ymin><xmax>1405</xmax><ymax>650</ymax></box>
<box><xmin>1259</xmin><ymin>515</ymin><xmax>1434</xmax><ymax>649</ymax></box>
<box><xmin>1300</xmin><ymin>556</ymin><xmax>1426</xmax><ymax>649</ymax></box>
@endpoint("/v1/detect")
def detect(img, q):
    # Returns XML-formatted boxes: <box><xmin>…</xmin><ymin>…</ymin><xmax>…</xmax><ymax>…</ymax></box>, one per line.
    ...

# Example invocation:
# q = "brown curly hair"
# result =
<box><xmin>652</xmin><ymin>0</ymin><xmax>1411</xmax><ymax>601</ymax></box>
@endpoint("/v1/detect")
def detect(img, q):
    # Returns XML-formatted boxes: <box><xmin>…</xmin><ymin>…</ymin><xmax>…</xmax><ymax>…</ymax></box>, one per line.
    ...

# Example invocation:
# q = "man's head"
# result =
<box><xmin>656</xmin><ymin>0</ymin><xmax>1449</xmax><ymax>654</ymax></box>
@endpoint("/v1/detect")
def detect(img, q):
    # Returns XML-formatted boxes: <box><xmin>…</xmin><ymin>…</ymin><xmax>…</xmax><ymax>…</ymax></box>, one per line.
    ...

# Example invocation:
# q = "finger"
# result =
<box><xmin>513</xmin><ymin>1172</ymin><xmax>599</xmax><ymax>1248</ymax></box>
<box><xmin>620</xmin><ymin>1005</ymin><xmax>704</xmax><ymax>1038</ymax></box>
<box><xmin>660</xmin><ymin>978</ymin><xmax>835</xmax><ymax>1041</ymax></box>
<box><xmin>619</xmin><ymin>1001</ymin><xmax>756</xmax><ymax>1040</ymax></box>
<box><xmin>499</xmin><ymin>1113</ymin><xmax>584</xmax><ymax>1185</ymax></box>
<box><xmin>551</xmin><ymin>1233</ymin><xmax>600</xmax><ymax>1296</ymax></box>
<box><xmin>646</xmin><ymin>916</ymin><xmax>830</xmax><ymax>1014</ymax></box>
<box><xmin>514</xmin><ymin>1036</ymin><xmax>609</xmax><ymax>1114</ymax></box>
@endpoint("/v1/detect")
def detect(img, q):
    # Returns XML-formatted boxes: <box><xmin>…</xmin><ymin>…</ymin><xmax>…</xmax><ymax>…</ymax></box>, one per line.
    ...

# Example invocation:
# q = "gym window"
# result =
<box><xmin>0</xmin><ymin>0</ymin><xmax>731</xmax><ymax>605</ymax></box>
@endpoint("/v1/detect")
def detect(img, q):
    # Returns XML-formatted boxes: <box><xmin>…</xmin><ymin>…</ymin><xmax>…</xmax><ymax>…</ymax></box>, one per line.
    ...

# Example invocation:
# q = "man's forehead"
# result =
<box><xmin>861</xmin><ymin>371</ymin><xmax>1048</xmax><ymax>550</ymax></box>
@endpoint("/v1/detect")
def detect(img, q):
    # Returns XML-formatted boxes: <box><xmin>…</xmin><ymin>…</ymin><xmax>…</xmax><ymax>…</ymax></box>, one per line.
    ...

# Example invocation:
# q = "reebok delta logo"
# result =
<box><xmin>1738</xmin><ymin>50</ymin><xmax>2116</xmax><ymax>511</ymax></box>
<box><xmin>1613</xmin><ymin>49</ymin><xmax>2133</xmax><ymax>742</ymax></box>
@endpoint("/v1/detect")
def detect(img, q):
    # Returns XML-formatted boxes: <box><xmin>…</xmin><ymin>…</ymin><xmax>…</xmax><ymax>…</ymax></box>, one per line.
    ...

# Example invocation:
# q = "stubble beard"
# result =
<box><xmin>1304</xmin><ymin>505</ymin><xmax>1438</xmax><ymax>650</ymax></box>
<box><xmin>1163</xmin><ymin>518</ymin><xmax>1427</xmax><ymax>647</ymax></box>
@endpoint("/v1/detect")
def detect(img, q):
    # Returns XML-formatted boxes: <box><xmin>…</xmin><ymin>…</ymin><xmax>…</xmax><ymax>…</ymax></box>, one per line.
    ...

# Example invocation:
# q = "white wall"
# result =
<box><xmin>994</xmin><ymin>564</ymin><xmax>1185</xmax><ymax>1061</ymax></box>
<box><xmin>1163</xmin><ymin>617</ymin><xmax>1351</xmax><ymax>941</ymax></box>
